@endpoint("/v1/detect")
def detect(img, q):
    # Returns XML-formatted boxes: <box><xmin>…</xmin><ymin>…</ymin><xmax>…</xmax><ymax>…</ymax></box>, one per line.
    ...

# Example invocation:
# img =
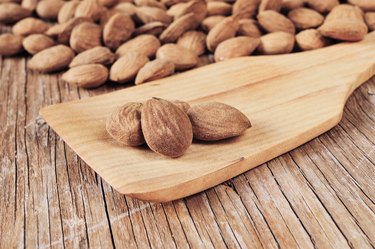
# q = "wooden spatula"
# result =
<box><xmin>40</xmin><ymin>32</ymin><xmax>375</xmax><ymax>202</ymax></box>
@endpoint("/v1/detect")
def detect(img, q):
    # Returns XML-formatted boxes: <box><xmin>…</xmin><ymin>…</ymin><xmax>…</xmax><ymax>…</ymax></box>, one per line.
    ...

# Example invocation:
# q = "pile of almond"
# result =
<box><xmin>0</xmin><ymin>0</ymin><xmax>374</xmax><ymax>88</ymax></box>
<box><xmin>106</xmin><ymin>98</ymin><xmax>251</xmax><ymax>157</ymax></box>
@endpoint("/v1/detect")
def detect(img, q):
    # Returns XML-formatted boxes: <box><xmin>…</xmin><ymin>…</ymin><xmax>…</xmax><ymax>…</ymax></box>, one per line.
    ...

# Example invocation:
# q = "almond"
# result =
<box><xmin>161</xmin><ymin>0</ymin><xmax>189</xmax><ymax>7</ymax></box>
<box><xmin>318</xmin><ymin>4</ymin><xmax>368</xmax><ymax>41</ymax></box>
<box><xmin>36</xmin><ymin>0</ymin><xmax>64</xmax><ymax>20</ymax></box>
<box><xmin>58</xmin><ymin>0</ymin><xmax>80</xmax><ymax>23</ymax></box>
<box><xmin>28</xmin><ymin>45</ymin><xmax>75</xmax><ymax>73</ymax></box>
<box><xmin>365</xmin><ymin>12</ymin><xmax>375</xmax><ymax>30</ymax></box>
<box><xmin>12</xmin><ymin>17</ymin><xmax>49</xmax><ymax>36</ymax></box>
<box><xmin>0</xmin><ymin>33</ymin><xmax>24</xmax><ymax>56</ymax></box>
<box><xmin>232</xmin><ymin>0</ymin><xmax>259</xmax><ymax>18</ymax></box>
<box><xmin>259</xmin><ymin>0</ymin><xmax>282</xmax><ymax>12</ymax></box>
<box><xmin>99</xmin><ymin>0</ymin><xmax>118</xmax><ymax>8</ymax></box>
<box><xmin>134</xmin><ymin>0</ymin><xmax>166</xmax><ymax>10</ymax></box>
<box><xmin>214</xmin><ymin>36</ymin><xmax>260</xmax><ymax>62</ymax></box>
<box><xmin>196</xmin><ymin>54</ymin><xmax>214</xmax><ymax>68</ymax></box>
<box><xmin>45</xmin><ymin>23</ymin><xmax>65</xmax><ymax>37</ymax></box>
<box><xmin>257</xmin><ymin>10</ymin><xmax>295</xmax><ymax>34</ymax></box>
<box><xmin>288</xmin><ymin>8</ymin><xmax>324</xmax><ymax>30</ymax></box>
<box><xmin>159</xmin><ymin>13</ymin><xmax>200</xmax><ymax>43</ymax></box>
<box><xmin>113</xmin><ymin>2</ymin><xmax>137</xmax><ymax>17</ymax></box>
<box><xmin>22</xmin><ymin>0</ymin><xmax>38</xmax><ymax>11</ymax></box>
<box><xmin>349</xmin><ymin>0</ymin><xmax>375</xmax><ymax>11</ymax></box>
<box><xmin>207</xmin><ymin>1</ymin><xmax>232</xmax><ymax>16</ymax></box>
<box><xmin>187</xmin><ymin>102</ymin><xmax>251</xmax><ymax>141</ymax></box>
<box><xmin>22</xmin><ymin>34</ymin><xmax>55</xmax><ymax>55</ymax></box>
<box><xmin>70</xmin><ymin>22</ymin><xmax>102</xmax><ymax>53</ymax></box>
<box><xmin>0</xmin><ymin>3</ymin><xmax>31</xmax><ymax>23</ymax></box>
<box><xmin>103</xmin><ymin>13</ymin><xmax>135</xmax><ymax>50</ymax></box>
<box><xmin>62</xmin><ymin>64</ymin><xmax>108</xmax><ymax>88</ymax></box>
<box><xmin>237</xmin><ymin>19</ymin><xmax>262</xmax><ymax>37</ymax></box>
<box><xmin>116</xmin><ymin>34</ymin><xmax>161</xmax><ymax>58</ymax></box>
<box><xmin>134</xmin><ymin>21</ymin><xmax>167</xmax><ymax>36</ymax></box>
<box><xmin>281</xmin><ymin>0</ymin><xmax>304</xmax><ymax>10</ymax></box>
<box><xmin>173</xmin><ymin>100</ymin><xmax>190</xmax><ymax>113</ymax></box>
<box><xmin>156</xmin><ymin>44</ymin><xmax>198</xmax><ymax>70</ymax></box>
<box><xmin>257</xmin><ymin>31</ymin><xmax>295</xmax><ymax>55</ymax></box>
<box><xmin>177</xmin><ymin>31</ymin><xmax>207</xmax><ymax>56</ymax></box>
<box><xmin>306</xmin><ymin>0</ymin><xmax>339</xmax><ymax>13</ymax></box>
<box><xmin>296</xmin><ymin>29</ymin><xmax>331</xmax><ymax>51</ymax></box>
<box><xmin>106</xmin><ymin>102</ymin><xmax>145</xmax><ymax>146</ymax></box>
<box><xmin>136</xmin><ymin>6</ymin><xmax>173</xmax><ymax>24</ymax></box>
<box><xmin>142</xmin><ymin>98</ymin><xmax>193</xmax><ymax>158</ymax></box>
<box><xmin>69</xmin><ymin>46</ymin><xmax>115</xmax><ymax>67</ymax></box>
<box><xmin>75</xmin><ymin>0</ymin><xmax>103</xmax><ymax>21</ymax></box>
<box><xmin>135</xmin><ymin>59</ymin><xmax>175</xmax><ymax>84</ymax></box>
<box><xmin>110</xmin><ymin>51</ymin><xmax>149</xmax><ymax>83</ymax></box>
<box><xmin>58</xmin><ymin>17</ymin><xmax>93</xmax><ymax>44</ymax></box>
<box><xmin>168</xmin><ymin>0</ymin><xmax>207</xmax><ymax>22</ymax></box>
<box><xmin>201</xmin><ymin>15</ymin><xmax>226</xmax><ymax>32</ymax></box>
<box><xmin>206</xmin><ymin>16</ymin><xmax>239</xmax><ymax>52</ymax></box>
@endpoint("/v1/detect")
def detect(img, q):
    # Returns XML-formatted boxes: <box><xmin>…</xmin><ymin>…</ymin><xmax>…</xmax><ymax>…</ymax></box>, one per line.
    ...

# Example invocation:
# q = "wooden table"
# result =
<box><xmin>1</xmin><ymin>54</ymin><xmax>375</xmax><ymax>249</ymax></box>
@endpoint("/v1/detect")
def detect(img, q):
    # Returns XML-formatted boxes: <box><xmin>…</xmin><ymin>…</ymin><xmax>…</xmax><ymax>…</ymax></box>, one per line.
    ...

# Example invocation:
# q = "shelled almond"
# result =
<box><xmin>0</xmin><ymin>0</ymin><xmax>373</xmax><ymax>89</ymax></box>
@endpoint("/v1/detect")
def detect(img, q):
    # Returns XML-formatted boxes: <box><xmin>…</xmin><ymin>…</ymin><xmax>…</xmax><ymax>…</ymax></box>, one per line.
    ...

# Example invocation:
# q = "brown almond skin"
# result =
<box><xmin>257</xmin><ymin>10</ymin><xmax>296</xmax><ymax>34</ymax></box>
<box><xmin>318</xmin><ymin>4</ymin><xmax>368</xmax><ymax>42</ymax></box>
<box><xmin>259</xmin><ymin>0</ymin><xmax>282</xmax><ymax>12</ymax></box>
<box><xmin>62</xmin><ymin>64</ymin><xmax>108</xmax><ymax>88</ymax></box>
<box><xmin>75</xmin><ymin>0</ymin><xmax>103</xmax><ymax>21</ymax></box>
<box><xmin>237</xmin><ymin>19</ymin><xmax>262</xmax><ymax>38</ymax></box>
<box><xmin>70</xmin><ymin>22</ymin><xmax>102</xmax><ymax>53</ymax></box>
<box><xmin>110</xmin><ymin>51</ymin><xmax>149</xmax><ymax>83</ymax></box>
<box><xmin>0</xmin><ymin>33</ymin><xmax>24</xmax><ymax>56</ymax></box>
<box><xmin>142</xmin><ymin>98</ymin><xmax>193</xmax><ymax>158</ymax></box>
<box><xmin>135</xmin><ymin>59</ymin><xmax>175</xmax><ymax>85</ymax></box>
<box><xmin>69</xmin><ymin>46</ymin><xmax>115</xmax><ymax>67</ymax></box>
<box><xmin>232</xmin><ymin>0</ymin><xmax>259</xmax><ymax>18</ymax></box>
<box><xmin>201</xmin><ymin>15</ymin><xmax>226</xmax><ymax>32</ymax></box>
<box><xmin>116</xmin><ymin>34</ymin><xmax>161</xmax><ymax>58</ymax></box>
<box><xmin>106</xmin><ymin>102</ymin><xmax>145</xmax><ymax>146</ymax></box>
<box><xmin>22</xmin><ymin>0</ymin><xmax>38</xmax><ymax>11</ymax></box>
<box><xmin>156</xmin><ymin>44</ymin><xmax>198</xmax><ymax>70</ymax></box>
<box><xmin>306</xmin><ymin>0</ymin><xmax>339</xmax><ymax>13</ymax></box>
<box><xmin>206</xmin><ymin>16</ymin><xmax>239</xmax><ymax>52</ymax></box>
<box><xmin>187</xmin><ymin>102</ymin><xmax>251</xmax><ymax>141</ymax></box>
<box><xmin>136</xmin><ymin>6</ymin><xmax>173</xmax><ymax>24</ymax></box>
<box><xmin>159</xmin><ymin>13</ymin><xmax>200</xmax><ymax>44</ymax></box>
<box><xmin>365</xmin><ymin>12</ymin><xmax>375</xmax><ymax>31</ymax></box>
<box><xmin>282</xmin><ymin>0</ymin><xmax>304</xmax><ymax>11</ymax></box>
<box><xmin>22</xmin><ymin>34</ymin><xmax>55</xmax><ymax>55</ymax></box>
<box><xmin>58</xmin><ymin>0</ymin><xmax>80</xmax><ymax>23</ymax></box>
<box><xmin>28</xmin><ymin>45</ymin><xmax>75</xmax><ymax>73</ymax></box>
<box><xmin>207</xmin><ymin>1</ymin><xmax>232</xmax><ymax>16</ymax></box>
<box><xmin>134</xmin><ymin>22</ymin><xmax>167</xmax><ymax>36</ymax></box>
<box><xmin>296</xmin><ymin>29</ymin><xmax>331</xmax><ymax>51</ymax></box>
<box><xmin>173</xmin><ymin>100</ymin><xmax>190</xmax><ymax>113</ymax></box>
<box><xmin>177</xmin><ymin>31</ymin><xmax>207</xmax><ymax>56</ymax></box>
<box><xmin>103</xmin><ymin>13</ymin><xmax>135</xmax><ymax>50</ymax></box>
<box><xmin>214</xmin><ymin>36</ymin><xmax>260</xmax><ymax>62</ymax></box>
<box><xmin>169</xmin><ymin>0</ymin><xmax>207</xmax><ymax>22</ymax></box>
<box><xmin>36</xmin><ymin>0</ymin><xmax>65</xmax><ymax>20</ymax></box>
<box><xmin>349</xmin><ymin>0</ymin><xmax>375</xmax><ymax>11</ymax></box>
<box><xmin>257</xmin><ymin>32</ymin><xmax>295</xmax><ymax>55</ymax></box>
<box><xmin>57</xmin><ymin>17</ymin><xmax>92</xmax><ymax>44</ymax></box>
<box><xmin>0</xmin><ymin>3</ymin><xmax>31</xmax><ymax>23</ymax></box>
<box><xmin>12</xmin><ymin>17</ymin><xmax>49</xmax><ymax>36</ymax></box>
<box><xmin>288</xmin><ymin>8</ymin><xmax>324</xmax><ymax>30</ymax></box>
<box><xmin>135</xmin><ymin>0</ymin><xmax>166</xmax><ymax>10</ymax></box>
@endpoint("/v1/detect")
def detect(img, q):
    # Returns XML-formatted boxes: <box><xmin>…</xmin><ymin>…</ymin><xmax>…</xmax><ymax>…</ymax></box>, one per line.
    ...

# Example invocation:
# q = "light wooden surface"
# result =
<box><xmin>1</xmin><ymin>38</ymin><xmax>375</xmax><ymax>249</ymax></box>
<box><xmin>41</xmin><ymin>32</ymin><xmax>375</xmax><ymax>202</ymax></box>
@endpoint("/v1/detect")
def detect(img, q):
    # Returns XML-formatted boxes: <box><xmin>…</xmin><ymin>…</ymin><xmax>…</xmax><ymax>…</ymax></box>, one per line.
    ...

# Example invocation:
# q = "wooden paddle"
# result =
<box><xmin>40</xmin><ymin>32</ymin><xmax>375</xmax><ymax>202</ymax></box>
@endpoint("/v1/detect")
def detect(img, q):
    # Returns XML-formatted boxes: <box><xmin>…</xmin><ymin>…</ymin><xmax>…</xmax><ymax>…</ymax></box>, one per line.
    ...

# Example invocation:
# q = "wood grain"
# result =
<box><xmin>40</xmin><ymin>32</ymin><xmax>375</xmax><ymax>202</ymax></box>
<box><xmin>1</xmin><ymin>30</ymin><xmax>375</xmax><ymax>248</ymax></box>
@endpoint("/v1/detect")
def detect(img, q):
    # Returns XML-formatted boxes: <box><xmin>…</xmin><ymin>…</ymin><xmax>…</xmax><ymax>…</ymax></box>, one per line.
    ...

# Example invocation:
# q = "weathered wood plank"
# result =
<box><xmin>0</xmin><ymin>55</ymin><xmax>374</xmax><ymax>249</ymax></box>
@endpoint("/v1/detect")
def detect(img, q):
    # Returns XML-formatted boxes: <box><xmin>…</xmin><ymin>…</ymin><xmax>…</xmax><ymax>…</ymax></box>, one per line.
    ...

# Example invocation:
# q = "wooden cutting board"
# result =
<box><xmin>40</xmin><ymin>32</ymin><xmax>375</xmax><ymax>202</ymax></box>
